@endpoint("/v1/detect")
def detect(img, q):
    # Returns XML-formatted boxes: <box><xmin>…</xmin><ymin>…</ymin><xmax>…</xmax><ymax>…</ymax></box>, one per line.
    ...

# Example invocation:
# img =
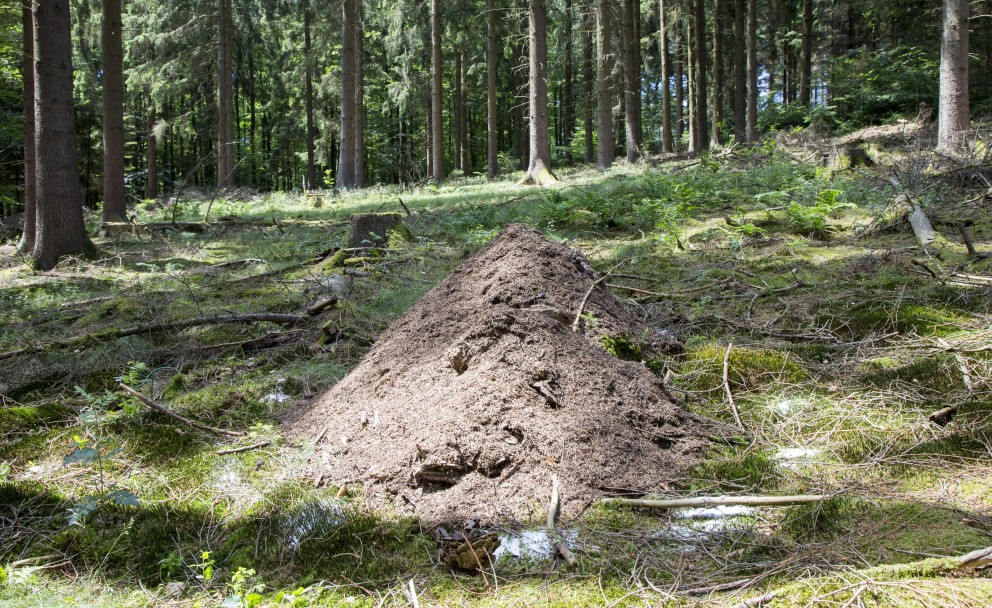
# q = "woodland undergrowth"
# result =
<box><xmin>1</xmin><ymin>123</ymin><xmax>992</xmax><ymax>606</ymax></box>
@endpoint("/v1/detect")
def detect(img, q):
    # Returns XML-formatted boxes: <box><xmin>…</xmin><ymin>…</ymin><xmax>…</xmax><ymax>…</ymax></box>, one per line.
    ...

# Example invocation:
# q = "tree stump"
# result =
<box><xmin>346</xmin><ymin>212</ymin><xmax>409</xmax><ymax>248</ymax></box>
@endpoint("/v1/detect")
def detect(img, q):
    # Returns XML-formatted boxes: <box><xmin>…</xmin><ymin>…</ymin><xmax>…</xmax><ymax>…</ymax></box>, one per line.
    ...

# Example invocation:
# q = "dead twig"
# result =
<box><xmin>604</xmin><ymin>494</ymin><xmax>829</xmax><ymax>510</ymax></box>
<box><xmin>723</xmin><ymin>343</ymin><xmax>745</xmax><ymax>431</ymax></box>
<box><xmin>216</xmin><ymin>441</ymin><xmax>271</xmax><ymax>455</ymax></box>
<box><xmin>572</xmin><ymin>259</ymin><xmax>634</xmax><ymax>332</ymax></box>
<box><xmin>119</xmin><ymin>384</ymin><xmax>245</xmax><ymax>438</ymax></box>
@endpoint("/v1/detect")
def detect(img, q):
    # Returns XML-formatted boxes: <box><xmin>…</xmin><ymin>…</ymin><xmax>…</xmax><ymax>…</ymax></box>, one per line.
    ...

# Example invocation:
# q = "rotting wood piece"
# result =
<box><xmin>346</xmin><ymin>212</ymin><xmax>406</xmax><ymax>248</ymax></box>
<box><xmin>604</xmin><ymin>494</ymin><xmax>829</xmax><ymax>510</ymax></box>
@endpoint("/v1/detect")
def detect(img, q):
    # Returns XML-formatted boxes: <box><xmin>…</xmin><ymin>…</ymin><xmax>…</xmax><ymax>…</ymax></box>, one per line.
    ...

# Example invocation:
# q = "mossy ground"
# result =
<box><xmin>2</xmin><ymin>129</ymin><xmax>992</xmax><ymax>606</ymax></box>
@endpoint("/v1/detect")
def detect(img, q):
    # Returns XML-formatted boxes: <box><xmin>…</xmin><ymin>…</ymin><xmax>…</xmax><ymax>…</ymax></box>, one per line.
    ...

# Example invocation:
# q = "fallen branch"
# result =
<box><xmin>729</xmin><ymin>591</ymin><xmax>780</xmax><ymax>608</ymax></box>
<box><xmin>604</xmin><ymin>494</ymin><xmax>829</xmax><ymax>511</ymax></box>
<box><xmin>305</xmin><ymin>296</ymin><xmax>339</xmax><ymax>317</ymax></box>
<box><xmin>120</xmin><ymin>384</ymin><xmax>245</xmax><ymax>437</ymax></box>
<box><xmin>573</xmin><ymin>260</ymin><xmax>632</xmax><ymax>332</ymax></box>
<box><xmin>216</xmin><ymin>440</ymin><xmax>271</xmax><ymax>455</ymax></box>
<box><xmin>723</xmin><ymin>343</ymin><xmax>745</xmax><ymax>431</ymax></box>
<box><xmin>0</xmin><ymin>312</ymin><xmax>304</xmax><ymax>361</ymax></box>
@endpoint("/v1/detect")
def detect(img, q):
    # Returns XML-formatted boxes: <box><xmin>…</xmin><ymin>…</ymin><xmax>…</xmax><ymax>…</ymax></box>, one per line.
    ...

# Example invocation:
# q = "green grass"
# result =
<box><xmin>2</xmin><ymin>145</ymin><xmax>992</xmax><ymax>606</ymax></box>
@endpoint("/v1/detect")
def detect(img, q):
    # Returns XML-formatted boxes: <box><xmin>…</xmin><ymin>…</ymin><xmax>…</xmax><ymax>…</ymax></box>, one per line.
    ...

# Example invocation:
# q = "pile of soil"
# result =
<box><xmin>287</xmin><ymin>224</ymin><xmax>713</xmax><ymax>523</ymax></box>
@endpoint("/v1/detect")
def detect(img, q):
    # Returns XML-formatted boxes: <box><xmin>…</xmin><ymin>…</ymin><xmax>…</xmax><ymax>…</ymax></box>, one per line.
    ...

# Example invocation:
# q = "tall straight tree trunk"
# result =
<box><xmin>595</xmin><ymin>0</ymin><xmax>614</xmax><ymax>169</ymax></box>
<box><xmin>337</xmin><ymin>0</ymin><xmax>357</xmax><ymax>188</ymax></box>
<box><xmin>304</xmin><ymin>6</ymin><xmax>317</xmax><ymax>189</ymax></box>
<box><xmin>675</xmin><ymin>29</ymin><xmax>684</xmax><ymax>149</ymax></box>
<box><xmin>31</xmin><ymin>0</ymin><xmax>91</xmax><ymax>270</ymax></box>
<box><xmin>430</xmin><ymin>0</ymin><xmax>445</xmax><ymax>180</ymax></box>
<box><xmin>522</xmin><ymin>0</ymin><xmax>555</xmax><ymax>184</ymax></box>
<box><xmin>621</xmin><ymin>0</ymin><xmax>642</xmax><ymax>161</ymax></box>
<box><xmin>217</xmin><ymin>0</ymin><xmax>234</xmax><ymax>189</ymax></box>
<box><xmin>582</xmin><ymin>22</ymin><xmax>595</xmax><ymax>163</ymax></box>
<box><xmin>18</xmin><ymin>3</ymin><xmax>36</xmax><ymax>254</ymax></box>
<box><xmin>938</xmin><ymin>0</ymin><xmax>969</xmax><ymax>151</ymax></box>
<box><xmin>101</xmin><ymin>0</ymin><xmax>125</xmax><ymax>222</ymax></box>
<box><xmin>659</xmin><ymin>0</ymin><xmax>673</xmax><ymax>153</ymax></box>
<box><xmin>710</xmin><ymin>0</ymin><xmax>724</xmax><ymax>147</ymax></box>
<box><xmin>746</xmin><ymin>0</ymin><xmax>758</xmax><ymax>143</ymax></box>
<box><xmin>353</xmin><ymin>3</ymin><xmax>365</xmax><ymax>187</ymax></box>
<box><xmin>146</xmin><ymin>107</ymin><xmax>157</xmax><ymax>200</ymax></box>
<box><xmin>692</xmin><ymin>0</ymin><xmax>708</xmax><ymax>149</ymax></box>
<box><xmin>486</xmin><ymin>0</ymin><xmax>499</xmax><ymax>178</ymax></box>
<box><xmin>563</xmin><ymin>0</ymin><xmax>575</xmax><ymax>162</ymax></box>
<box><xmin>799</xmin><ymin>0</ymin><xmax>812</xmax><ymax>107</ymax></box>
<box><xmin>733</xmin><ymin>0</ymin><xmax>745</xmax><ymax>143</ymax></box>
<box><xmin>686</xmin><ymin>10</ymin><xmax>696</xmax><ymax>151</ymax></box>
<box><xmin>454</xmin><ymin>51</ymin><xmax>463</xmax><ymax>170</ymax></box>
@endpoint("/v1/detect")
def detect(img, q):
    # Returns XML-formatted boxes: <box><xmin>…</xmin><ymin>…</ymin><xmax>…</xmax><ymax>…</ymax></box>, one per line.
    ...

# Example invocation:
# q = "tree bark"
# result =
<box><xmin>622</xmin><ymin>0</ymin><xmax>642</xmax><ymax>161</ymax></box>
<box><xmin>799</xmin><ymin>0</ymin><xmax>812</xmax><ymax>107</ymax></box>
<box><xmin>304</xmin><ymin>6</ymin><xmax>317</xmax><ymax>189</ymax></box>
<box><xmin>595</xmin><ymin>0</ymin><xmax>614</xmax><ymax>169</ymax></box>
<box><xmin>563</xmin><ymin>0</ymin><xmax>575</xmax><ymax>162</ymax></box>
<box><xmin>746</xmin><ymin>0</ymin><xmax>758</xmax><ymax>143</ymax></box>
<box><xmin>582</xmin><ymin>19</ymin><xmax>595</xmax><ymax>163</ymax></box>
<box><xmin>658</xmin><ymin>0</ymin><xmax>673</xmax><ymax>153</ymax></box>
<box><xmin>353</xmin><ymin>3</ymin><xmax>365</xmax><ymax>187</ymax></box>
<box><xmin>431</xmin><ymin>0</ymin><xmax>445</xmax><ymax>180</ymax></box>
<box><xmin>486</xmin><ymin>0</ymin><xmax>499</xmax><ymax>179</ymax></box>
<box><xmin>146</xmin><ymin>106</ymin><xmax>157</xmax><ymax>200</ymax></box>
<box><xmin>938</xmin><ymin>0</ymin><xmax>969</xmax><ymax>151</ymax></box>
<box><xmin>101</xmin><ymin>0</ymin><xmax>126</xmax><ymax>222</ymax></box>
<box><xmin>692</xmin><ymin>0</ymin><xmax>708</xmax><ymax>149</ymax></box>
<box><xmin>732</xmin><ymin>0</ymin><xmax>745</xmax><ymax>143</ymax></box>
<box><xmin>18</xmin><ymin>2</ymin><xmax>36</xmax><ymax>254</ymax></box>
<box><xmin>675</xmin><ymin>27</ymin><xmax>684</xmax><ymax>149</ymax></box>
<box><xmin>337</xmin><ymin>0</ymin><xmax>357</xmax><ymax>188</ymax></box>
<box><xmin>31</xmin><ymin>0</ymin><xmax>92</xmax><ymax>270</ymax></box>
<box><xmin>522</xmin><ymin>0</ymin><xmax>555</xmax><ymax>185</ymax></box>
<box><xmin>710</xmin><ymin>0</ymin><xmax>724</xmax><ymax>147</ymax></box>
<box><xmin>217</xmin><ymin>0</ymin><xmax>234</xmax><ymax>189</ymax></box>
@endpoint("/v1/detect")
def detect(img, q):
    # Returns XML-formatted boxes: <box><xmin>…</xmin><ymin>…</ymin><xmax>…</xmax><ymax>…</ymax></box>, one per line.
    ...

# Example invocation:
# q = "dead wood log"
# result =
<box><xmin>0</xmin><ymin>313</ymin><xmax>304</xmax><ymax>361</ymax></box>
<box><xmin>604</xmin><ymin>494</ymin><xmax>829</xmax><ymax>510</ymax></box>
<box><xmin>305</xmin><ymin>296</ymin><xmax>339</xmax><ymax>317</ymax></box>
<box><xmin>119</xmin><ymin>384</ymin><xmax>245</xmax><ymax>437</ymax></box>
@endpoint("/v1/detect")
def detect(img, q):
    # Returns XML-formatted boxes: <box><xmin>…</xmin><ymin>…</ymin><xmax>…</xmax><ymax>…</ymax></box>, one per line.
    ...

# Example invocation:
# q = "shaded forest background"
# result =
<box><xmin>1</xmin><ymin>0</ymin><xmax>991</xmax><ymax>210</ymax></box>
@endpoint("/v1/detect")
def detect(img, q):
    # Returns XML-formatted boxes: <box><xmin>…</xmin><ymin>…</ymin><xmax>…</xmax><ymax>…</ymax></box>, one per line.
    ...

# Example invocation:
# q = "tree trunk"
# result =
<box><xmin>454</xmin><ymin>51</ymin><xmax>463</xmax><ymax>171</ymax></box>
<box><xmin>938</xmin><ymin>0</ymin><xmax>969</xmax><ymax>151</ymax></box>
<box><xmin>146</xmin><ymin>107</ymin><xmax>157</xmax><ymax>200</ymax></box>
<box><xmin>582</xmin><ymin>21</ymin><xmax>595</xmax><ymax>163</ymax></box>
<box><xmin>686</xmin><ymin>10</ymin><xmax>696</xmax><ymax>152</ymax></box>
<box><xmin>18</xmin><ymin>2</ymin><xmax>36</xmax><ymax>254</ymax></box>
<box><xmin>486</xmin><ymin>0</ymin><xmax>499</xmax><ymax>179</ymax></box>
<box><xmin>563</xmin><ymin>0</ymin><xmax>575</xmax><ymax>162</ymax></box>
<box><xmin>622</xmin><ymin>0</ymin><xmax>642</xmax><ymax>161</ymax></box>
<box><xmin>431</xmin><ymin>0</ymin><xmax>445</xmax><ymax>180</ymax></box>
<box><xmin>733</xmin><ymin>0</ymin><xmax>745</xmax><ymax>143</ymax></box>
<box><xmin>595</xmin><ymin>0</ymin><xmax>614</xmax><ymax>169</ymax></box>
<box><xmin>800</xmin><ymin>0</ymin><xmax>812</xmax><ymax>107</ymax></box>
<box><xmin>659</xmin><ymin>0</ymin><xmax>673</xmax><ymax>153</ymax></box>
<box><xmin>711</xmin><ymin>0</ymin><xmax>724</xmax><ymax>147</ymax></box>
<box><xmin>217</xmin><ymin>0</ymin><xmax>234</xmax><ymax>189</ymax></box>
<box><xmin>675</xmin><ymin>28</ymin><xmax>684</xmax><ymax>149</ymax></box>
<box><xmin>746</xmin><ymin>0</ymin><xmax>758</xmax><ymax>143</ymax></box>
<box><xmin>523</xmin><ymin>0</ymin><xmax>555</xmax><ymax>185</ymax></box>
<box><xmin>353</xmin><ymin>3</ymin><xmax>365</xmax><ymax>187</ymax></box>
<box><xmin>31</xmin><ymin>0</ymin><xmax>92</xmax><ymax>270</ymax></box>
<box><xmin>693</xmin><ymin>0</ymin><xmax>708</xmax><ymax>149</ymax></box>
<box><xmin>304</xmin><ymin>6</ymin><xmax>317</xmax><ymax>189</ymax></box>
<box><xmin>101</xmin><ymin>0</ymin><xmax>125</xmax><ymax>222</ymax></box>
<box><xmin>337</xmin><ymin>0</ymin><xmax>357</xmax><ymax>188</ymax></box>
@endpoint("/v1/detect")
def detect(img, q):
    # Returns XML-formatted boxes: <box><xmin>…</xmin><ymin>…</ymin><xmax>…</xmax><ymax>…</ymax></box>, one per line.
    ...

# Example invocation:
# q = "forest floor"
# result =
<box><xmin>2</xmin><ymin>122</ymin><xmax>992</xmax><ymax>606</ymax></box>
